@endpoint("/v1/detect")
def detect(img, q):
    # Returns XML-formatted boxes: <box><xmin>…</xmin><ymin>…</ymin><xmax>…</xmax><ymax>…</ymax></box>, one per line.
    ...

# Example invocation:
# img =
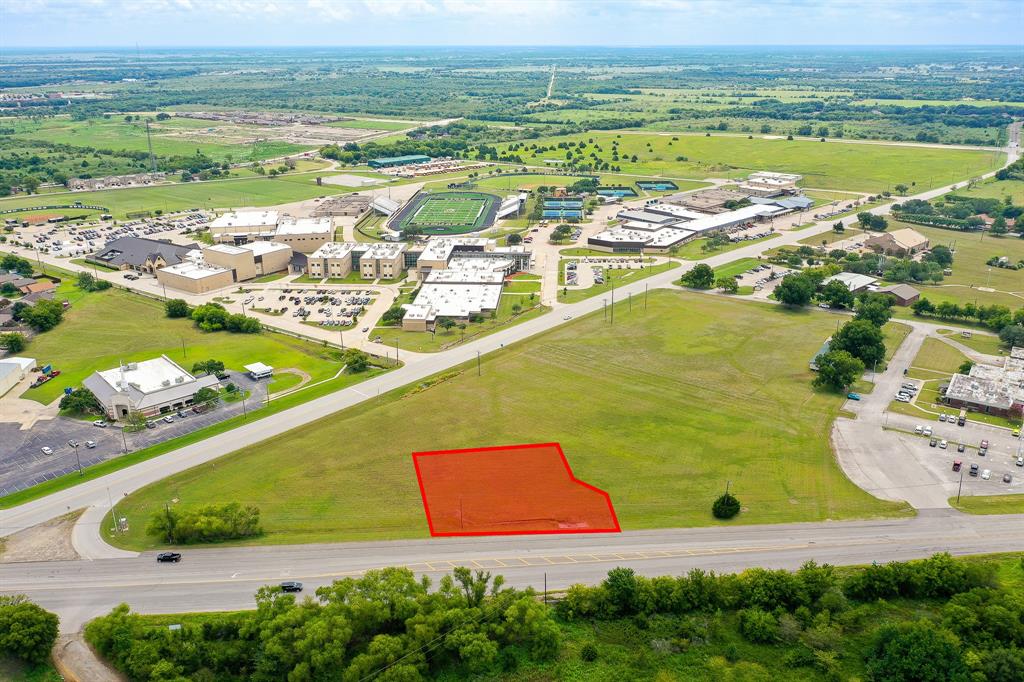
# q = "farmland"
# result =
<box><xmin>108</xmin><ymin>291</ymin><xmax>908</xmax><ymax>550</ymax></box>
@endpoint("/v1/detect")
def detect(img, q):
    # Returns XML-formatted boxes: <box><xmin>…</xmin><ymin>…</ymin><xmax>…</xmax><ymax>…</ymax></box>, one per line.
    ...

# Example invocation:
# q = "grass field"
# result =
<box><xmin>885</xmin><ymin>221</ymin><xmax>1024</xmax><ymax>310</ymax></box>
<box><xmin>910</xmin><ymin>337</ymin><xmax>969</xmax><ymax>375</ymax></box>
<box><xmin>712</xmin><ymin>257</ymin><xmax>762</xmax><ymax>280</ymax></box>
<box><xmin>949</xmin><ymin>178</ymin><xmax>1024</xmax><ymax>205</ymax></box>
<box><xmin>950</xmin><ymin>494</ymin><xmax>1024</xmax><ymax>514</ymax></box>
<box><xmin>557</xmin><ymin>261</ymin><xmax>680</xmax><ymax>303</ymax></box>
<box><xmin>0</xmin><ymin>174</ymin><xmax>340</xmax><ymax>220</ymax></box>
<box><xmin>493</xmin><ymin>132</ymin><xmax>1004</xmax><ymax>193</ymax></box>
<box><xmin>20</xmin><ymin>288</ymin><xmax>350</xmax><ymax>404</ymax></box>
<box><xmin>108</xmin><ymin>291</ymin><xmax>909</xmax><ymax>550</ymax></box>
<box><xmin>937</xmin><ymin>329</ymin><xmax>1004</xmax><ymax>356</ymax></box>
<box><xmin>394</xmin><ymin>191</ymin><xmax>499</xmax><ymax>235</ymax></box>
<box><xmin>673</xmin><ymin>234</ymin><xmax>778</xmax><ymax>259</ymax></box>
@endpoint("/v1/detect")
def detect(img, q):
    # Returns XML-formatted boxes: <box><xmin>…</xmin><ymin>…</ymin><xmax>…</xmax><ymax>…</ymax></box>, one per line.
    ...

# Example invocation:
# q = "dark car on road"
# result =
<box><xmin>156</xmin><ymin>552</ymin><xmax>182</xmax><ymax>563</ymax></box>
<box><xmin>280</xmin><ymin>581</ymin><xmax>303</xmax><ymax>592</ymax></box>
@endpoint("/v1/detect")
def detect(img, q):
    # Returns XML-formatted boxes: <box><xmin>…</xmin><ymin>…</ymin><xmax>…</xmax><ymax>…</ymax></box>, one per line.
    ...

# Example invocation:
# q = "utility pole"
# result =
<box><xmin>339</xmin><ymin>330</ymin><xmax>344</xmax><ymax>350</ymax></box>
<box><xmin>72</xmin><ymin>442</ymin><xmax>82</xmax><ymax>476</ymax></box>
<box><xmin>120</xmin><ymin>426</ymin><xmax>128</xmax><ymax>454</ymax></box>
<box><xmin>477</xmin><ymin>350</ymin><xmax>481</xmax><ymax>376</ymax></box>
<box><xmin>610</xmin><ymin>286</ymin><xmax>614</xmax><ymax>325</ymax></box>
<box><xmin>628</xmin><ymin>292</ymin><xmax>632</xmax><ymax>313</ymax></box>
<box><xmin>644</xmin><ymin>283</ymin><xmax>648</xmax><ymax>310</ymax></box>
<box><xmin>956</xmin><ymin>469</ymin><xmax>964</xmax><ymax>504</ymax></box>
<box><xmin>241</xmin><ymin>393</ymin><xmax>248</xmax><ymax>419</ymax></box>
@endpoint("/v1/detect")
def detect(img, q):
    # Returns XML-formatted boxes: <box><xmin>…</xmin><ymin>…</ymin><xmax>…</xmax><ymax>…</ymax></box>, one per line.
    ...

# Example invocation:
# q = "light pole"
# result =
<box><xmin>477</xmin><ymin>350</ymin><xmax>481</xmax><ymax>377</ymax></box>
<box><xmin>71</xmin><ymin>442</ymin><xmax>82</xmax><ymax>476</ymax></box>
<box><xmin>120</xmin><ymin>426</ymin><xmax>128</xmax><ymax>454</ymax></box>
<box><xmin>241</xmin><ymin>393</ymin><xmax>248</xmax><ymax>419</ymax></box>
<box><xmin>956</xmin><ymin>468</ymin><xmax>964</xmax><ymax>504</ymax></box>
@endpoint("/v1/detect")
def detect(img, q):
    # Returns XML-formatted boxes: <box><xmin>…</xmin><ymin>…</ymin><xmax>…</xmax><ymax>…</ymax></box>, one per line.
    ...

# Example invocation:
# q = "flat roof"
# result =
<box><xmin>210</xmin><ymin>210</ymin><xmax>279</xmax><ymax>229</ymax></box>
<box><xmin>358</xmin><ymin>242</ymin><xmax>405</xmax><ymax>259</ymax></box>
<box><xmin>418</xmin><ymin>237</ymin><xmax>490</xmax><ymax>263</ymax></box>
<box><xmin>244</xmin><ymin>362</ymin><xmax>274</xmax><ymax>374</ymax></box>
<box><xmin>426</xmin><ymin>269</ymin><xmax>505</xmax><ymax>284</ymax></box>
<box><xmin>206</xmin><ymin>243</ymin><xmax>247</xmax><ymax>256</ymax></box>
<box><xmin>310</xmin><ymin>241</ymin><xmax>358</xmax><ymax>259</ymax></box>
<box><xmin>823</xmin><ymin>272</ymin><xmax>878</xmax><ymax>290</ymax></box>
<box><xmin>411</xmin><ymin>282</ymin><xmax>503</xmax><ymax>318</ymax></box>
<box><xmin>96</xmin><ymin>356</ymin><xmax>196</xmax><ymax>395</ymax></box>
<box><xmin>241</xmin><ymin>241</ymin><xmax>291</xmax><ymax>257</ymax></box>
<box><xmin>275</xmin><ymin>217</ymin><xmax>333</xmax><ymax>235</ymax></box>
<box><xmin>160</xmin><ymin>260</ymin><xmax>232</xmax><ymax>280</ymax></box>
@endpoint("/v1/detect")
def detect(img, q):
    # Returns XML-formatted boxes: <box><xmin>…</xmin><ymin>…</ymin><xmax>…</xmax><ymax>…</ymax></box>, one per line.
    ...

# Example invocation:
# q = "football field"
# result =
<box><xmin>393</xmin><ymin>190</ymin><xmax>500</xmax><ymax>234</ymax></box>
<box><xmin>409</xmin><ymin>196</ymin><xmax>487</xmax><ymax>227</ymax></box>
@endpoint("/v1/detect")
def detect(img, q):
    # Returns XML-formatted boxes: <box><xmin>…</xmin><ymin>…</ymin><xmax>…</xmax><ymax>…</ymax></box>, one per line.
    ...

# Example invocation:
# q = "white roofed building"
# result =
<box><xmin>209</xmin><ymin>210</ymin><xmax>279</xmax><ymax>243</ymax></box>
<box><xmin>273</xmin><ymin>217</ymin><xmax>334</xmax><ymax>253</ymax></box>
<box><xmin>83</xmin><ymin>355</ymin><xmax>221</xmax><ymax>420</ymax></box>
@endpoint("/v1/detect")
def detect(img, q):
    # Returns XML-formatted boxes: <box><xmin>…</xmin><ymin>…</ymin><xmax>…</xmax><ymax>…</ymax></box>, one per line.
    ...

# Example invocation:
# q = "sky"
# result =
<box><xmin>1</xmin><ymin>0</ymin><xmax>1022</xmax><ymax>48</ymax></box>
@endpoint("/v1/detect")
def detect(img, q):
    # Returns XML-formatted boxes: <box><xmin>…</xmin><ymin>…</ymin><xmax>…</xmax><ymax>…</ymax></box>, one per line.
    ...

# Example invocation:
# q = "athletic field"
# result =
<box><xmin>392</xmin><ymin>191</ymin><xmax>500</xmax><ymax>235</ymax></box>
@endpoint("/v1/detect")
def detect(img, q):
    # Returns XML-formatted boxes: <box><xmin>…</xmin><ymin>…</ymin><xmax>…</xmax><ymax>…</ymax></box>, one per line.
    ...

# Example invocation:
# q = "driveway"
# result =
<box><xmin>0</xmin><ymin>372</ymin><xmax>266</xmax><ymax>497</ymax></box>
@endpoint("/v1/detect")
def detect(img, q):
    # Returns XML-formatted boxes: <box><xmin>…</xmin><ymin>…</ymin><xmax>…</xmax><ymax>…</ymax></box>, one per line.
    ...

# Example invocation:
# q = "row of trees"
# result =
<box><xmin>911</xmin><ymin>298</ymin><xmax>1024</xmax><ymax>334</ymax></box>
<box><xmin>185</xmin><ymin>302</ymin><xmax>261</xmax><ymax>334</ymax></box>
<box><xmin>0</xmin><ymin>595</ymin><xmax>59</xmax><ymax>666</ymax></box>
<box><xmin>86</xmin><ymin>566</ymin><xmax>559</xmax><ymax>681</ymax></box>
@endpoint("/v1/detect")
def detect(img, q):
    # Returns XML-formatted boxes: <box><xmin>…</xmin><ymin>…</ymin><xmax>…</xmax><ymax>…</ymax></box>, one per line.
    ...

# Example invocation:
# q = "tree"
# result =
<box><xmin>341</xmin><ymin>348</ymin><xmax>369</xmax><ymax>372</ymax></box>
<box><xmin>957</xmin><ymin>360</ymin><xmax>974</xmax><ymax>375</ymax></box>
<box><xmin>59</xmin><ymin>387</ymin><xmax>102</xmax><ymax>415</ymax></box>
<box><xmin>912</xmin><ymin>298</ymin><xmax>936</xmax><ymax>316</ymax></box>
<box><xmin>990</xmin><ymin>215</ymin><xmax>1008</xmax><ymax>236</ymax></box>
<box><xmin>820</xmin><ymin>280</ymin><xmax>854</xmax><ymax>309</ymax></box>
<box><xmin>738</xmin><ymin>608</ymin><xmax>778</xmax><ymax>643</ymax></box>
<box><xmin>832</xmin><ymin>319</ymin><xmax>886</xmax><ymax>367</ymax></box>
<box><xmin>437</xmin><ymin>317</ymin><xmax>456</xmax><ymax>332</ymax></box>
<box><xmin>0</xmin><ymin>596</ymin><xmax>59</xmax><ymax>664</ymax></box>
<box><xmin>813</xmin><ymin>350</ymin><xmax>865</xmax><ymax>391</ymax></box>
<box><xmin>716</xmin><ymin>276</ymin><xmax>739</xmax><ymax>293</ymax></box>
<box><xmin>165</xmin><ymin>298</ymin><xmax>190</xmax><ymax>318</ymax></box>
<box><xmin>712</xmin><ymin>492</ymin><xmax>741</xmax><ymax>519</ymax></box>
<box><xmin>0</xmin><ymin>332</ymin><xmax>26</xmax><ymax>353</ymax></box>
<box><xmin>20</xmin><ymin>299</ymin><xmax>64</xmax><ymax>332</ymax></box>
<box><xmin>866</xmin><ymin>620</ymin><xmax>967</xmax><ymax>682</ymax></box>
<box><xmin>193</xmin><ymin>387</ymin><xmax>219</xmax><ymax>408</ymax></box>
<box><xmin>999</xmin><ymin>325</ymin><xmax>1024</xmax><ymax>348</ymax></box>
<box><xmin>506</xmin><ymin>233</ymin><xmax>523</xmax><ymax>246</ymax></box>
<box><xmin>191</xmin><ymin>302</ymin><xmax>229</xmax><ymax>331</ymax></box>
<box><xmin>925</xmin><ymin>245</ymin><xmax>954</xmax><ymax>267</ymax></box>
<box><xmin>680</xmin><ymin>263</ymin><xmax>714</xmax><ymax>289</ymax></box>
<box><xmin>832</xmin><ymin>222</ymin><xmax>845</xmax><ymax>234</ymax></box>
<box><xmin>894</xmin><ymin>184</ymin><xmax>909</xmax><ymax>196</ymax></box>
<box><xmin>191</xmin><ymin>359</ymin><xmax>224</xmax><ymax>376</ymax></box>
<box><xmin>1</xmin><ymin>254</ymin><xmax>34</xmax><ymax>277</ymax></box>
<box><xmin>855</xmin><ymin>300</ymin><xmax>893</xmax><ymax>327</ymax></box>
<box><xmin>775</xmin><ymin>274</ymin><xmax>815</xmax><ymax>307</ymax></box>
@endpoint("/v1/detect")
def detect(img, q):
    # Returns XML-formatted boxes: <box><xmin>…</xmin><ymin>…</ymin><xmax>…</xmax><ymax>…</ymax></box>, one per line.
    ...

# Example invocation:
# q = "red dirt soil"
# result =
<box><xmin>412</xmin><ymin>442</ymin><xmax>620</xmax><ymax>537</ymax></box>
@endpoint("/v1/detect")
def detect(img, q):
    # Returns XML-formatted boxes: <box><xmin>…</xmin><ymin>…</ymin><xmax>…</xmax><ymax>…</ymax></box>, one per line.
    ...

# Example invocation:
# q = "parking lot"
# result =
<box><xmin>900</xmin><ymin>415</ymin><xmax>1022</xmax><ymax>494</ymax></box>
<box><xmin>251</xmin><ymin>286</ymin><xmax>377</xmax><ymax>328</ymax></box>
<box><xmin>732</xmin><ymin>263</ymin><xmax>795</xmax><ymax>296</ymax></box>
<box><xmin>563</xmin><ymin>256</ymin><xmax>646</xmax><ymax>289</ymax></box>
<box><xmin>0</xmin><ymin>372</ymin><xmax>266</xmax><ymax>497</ymax></box>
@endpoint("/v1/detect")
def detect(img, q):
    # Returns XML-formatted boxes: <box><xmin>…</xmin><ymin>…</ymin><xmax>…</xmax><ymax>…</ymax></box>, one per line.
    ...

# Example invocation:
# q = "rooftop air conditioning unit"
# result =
<box><xmin>161</xmin><ymin>379</ymin><xmax>171</xmax><ymax>387</ymax></box>
<box><xmin>174</xmin><ymin>376</ymin><xmax>184</xmax><ymax>384</ymax></box>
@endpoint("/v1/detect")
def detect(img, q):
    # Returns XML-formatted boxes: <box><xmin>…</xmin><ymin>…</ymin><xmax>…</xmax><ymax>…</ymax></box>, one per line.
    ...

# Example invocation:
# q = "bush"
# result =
<box><xmin>712</xmin><ymin>492</ymin><xmax>741</xmax><ymax>519</ymax></box>
<box><xmin>738</xmin><ymin>608</ymin><xmax>778</xmax><ymax>643</ymax></box>
<box><xmin>866</xmin><ymin>620</ymin><xmax>967</xmax><ymax>681</ymax></box>
<box><xmin>146</xmin><ymin>502</ymin><xmax>262</xmax><ymax>544</ymax></box>
<box><xmin>579</xmin><ymin>642</ymin><xmax>599</xmax><ymax>661</ymax></box>
<box><xmin>59</xmin><ymin>387</ymin><xmax>102</xmax><ymax>415</ymax></box>
<box><xmin>0</xmin><ymin>331</ymin><xmax>26</xmax><ymax>353</ymax></box>
<box><xmin>165</xmin><ymin>298</ymin><xmax>190</xmax><ymax>318</ymax></box>
<box><xmin>0</xmin><ymin>596</ymin><xmax>59</xmax><ymax>664</ymax></box>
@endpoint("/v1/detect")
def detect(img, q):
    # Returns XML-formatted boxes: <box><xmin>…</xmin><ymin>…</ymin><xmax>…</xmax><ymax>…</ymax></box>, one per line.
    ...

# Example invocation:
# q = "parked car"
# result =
<box><xmin>1017</xmin><ymin>457</ymin><xmax>1024</xmax><ymax>467</ymax></box>
<box><xmin>957</xmin><ymin>443</ymin><xmax>966</xmax><ymax>453</ymax></box>
<box><xmin>146</xmin><ymin>420</ymin><xmax>156</xmax><ymax>429</ymax></box>
<box><xmin>969</xmin><ymin>463</ymin><xmax>979</xmax><ymax>476</ymax></box>
<box><xmin>85</xmin><ymin>440</ymin><xmax>96</xmax><ymax>449</ymax></box>
<box><xmin>93</xmin><ymin>420</ymin><xmax>108</xmax><ymax>428</ymax></box>
<box><xmin>156</xmin><ymin>552</ymin><xmax>181</xmax><ymax>563</ymax></box>
<box><xmin>981</xmin><ymin>469</ymin><xmax>991</xmax><ymax>480</ymax></box>
<box><xmin>939</xmin><ymin>439</ymin><xmax>948</xmax><ymax>449</ymax></box>
<box><xmin>1003</xmin><ymin>473</ymin><xmax>1013</xmax><ymax>483</ymax></box>
<box><xmin>40</xmin><ymin>446</ymin><xmax>53</xmax><ymax>455</ymax></box>
<box><xmin>957</xmin><ymin>415</ymin><xmax>966</xmax><ymax>426</ymax></box>
<box><xmin>67</xmin><ymin>439</ymin><xmax>79</xmax><ymax>447</ymax></box>
<box><xmin>980</xmin><ymin>447</ymin><xmax>988</xmax><ymax>457</ymax></box>
<box><xmin>177</xmin><ymin>410</ymin><xmax>188</xmax><ymax>418</ymax></box>
<box><xmin>279</xmin><ymin>581</ymin><xmax>303</xmax><ymax>593</ymax></box>
<box><xmin>952</xmin><ymin>460</ymin><xmax>962</xmax><ymax>472</ymax></box>
<box><xmin>938</xmin><ymin>414</ymin><xmax>947</xmax><ymax>422</ymax></box>
<box><xmin>929</xmin><ymin>439</ymin><xmax>937</xmax><ymax>447</ymax></box>
<box><xmin>915</xmin><ymin>425</ymin><xmax>923</xmax><ymax>434</ymax></box>
<box><xmin>923</xmin><ymin>427</ymin><xmax>933</xmax><ymax>436</ymax></box>
<box><xmin>980</xmin><ymin>439</ymin><xmax>990</xmax><ymax>449</ymax></box>
<box><xmin>162</xmin><ymin>415</ymin><xmax>174</xmax><ymax>424</ymax></box>
<box><xmin>847</xmin><ymin>392</ymin><xmax>861</xmax><ymax>401</ymax></box>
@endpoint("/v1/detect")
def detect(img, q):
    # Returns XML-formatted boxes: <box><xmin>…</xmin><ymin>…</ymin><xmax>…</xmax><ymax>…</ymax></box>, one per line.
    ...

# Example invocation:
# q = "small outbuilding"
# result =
<box><xmin>876</xmin><ymin>283</ymin><xmax>921</xmax><ymax>306</ymax></box>
<box><xmin>244</xmin><ymin>362</ymin><xmax>274</xmax><ymax>380</ymax></box>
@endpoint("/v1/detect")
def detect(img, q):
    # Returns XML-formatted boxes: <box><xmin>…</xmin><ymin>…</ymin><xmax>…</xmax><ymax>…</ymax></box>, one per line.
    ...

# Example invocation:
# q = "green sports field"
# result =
<box><xmin>108</xmin><ymin>291</ymin><xmax>909</xmax><ymax>550</ymax></box>
<box><xmin>394</xmin><ymin>191</ymin><xmax>499</xmax><ymax>235</ymax></box>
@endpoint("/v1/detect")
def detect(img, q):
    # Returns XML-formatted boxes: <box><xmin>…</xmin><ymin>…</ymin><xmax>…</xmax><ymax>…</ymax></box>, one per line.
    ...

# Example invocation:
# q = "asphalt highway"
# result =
<box><xmin>4</xmin><ymin>510</ymin><xmax>1023</xmax><ymax>632</ymax></box>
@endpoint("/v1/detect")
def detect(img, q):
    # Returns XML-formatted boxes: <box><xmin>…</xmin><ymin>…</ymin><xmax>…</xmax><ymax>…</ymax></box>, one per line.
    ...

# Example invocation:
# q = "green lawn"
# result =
<box><xmin>951</xmin><ymin>494</ymin><xmax>1024</xmax><ymax>514</ymax></box>
<box><xmin>712</xmin><ymin>257</ymin><xmax>762</xmax><ymax>280</ymax></box>
<box><xmin>494</xmin><ymin>132</ymin><xmax>1005</xmax><ymax>193</ymax></box>
<box><xmin>883</xmin><ymin>321</ymin><xmax>914</xmax><ymax>363</ymax></box>
<box><xmin>557</xmin><ymin>261</ymin><xmax>680</xmax><ymax>303</ymax></box>
<box><xmin>910</xmin><ymin>337</ymin><xmax>969</xmax><ymax>374</ymax></box>
<box><xmin>19</xmin><ymin>288</ymin><xmax>351</xmax><ymax>404</ymax></box>
<box><xmin>372</xmin><ymin>295</ymin><xmax>548</xmax><ymax>353</ymax></box>
<box><xmin>937</xmin><ymin>329</ymin><xmax>1004</xmax><ymax>356</ymax></box>
<box><xmin>950</xmin><ymin>178</ymin><xmax>1024</xmax><ymax>205</ymax></box>
<box><xmin>884</xmin><ymin>221</ymin><xmax>1024</xmax><ymax>310</ymax></box>
<box><xmin>673</xmin><ymin>234</ymin><xmax>778</xmax><ymax>260</ymax></box>
<box><xmin>108</xmin><ymin>291</ymin><xmax>909</xmax><ymax>550</ymax></box>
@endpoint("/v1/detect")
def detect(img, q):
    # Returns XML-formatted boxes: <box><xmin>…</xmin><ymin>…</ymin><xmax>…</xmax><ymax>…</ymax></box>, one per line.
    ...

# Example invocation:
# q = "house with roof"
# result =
<box><xmin>876</xmin><ymin>283</ymin><xmax>921</xmax><ymax>306</ymax></box>
<box><xmin>83</xmin><ymin>355</ymin><xmax>221</xmax><ymax>420</ymax></box>
<box><xmin>864</xmin><ymin>228</ymin><xmax>930</xmax><ymax>257</ymax></box>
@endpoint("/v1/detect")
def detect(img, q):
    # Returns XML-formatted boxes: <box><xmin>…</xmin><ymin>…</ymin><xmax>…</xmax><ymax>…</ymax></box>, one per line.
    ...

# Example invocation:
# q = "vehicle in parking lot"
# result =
<box><xmin>280</xmin><ymin>581</ymin><xmax>303</xmax><ymax>592</ymax></box>
<box><xmin>1014</xmin><ymin>429</ymin><xmax>1020</xmax><ymax>437</ymax></box>
<box><xmin>85</xmin><ymin>440</ymin><xmax>96</xmax><ymax>448</ymax></box>
<box><xmin>177</xmin><ymin>410</ymin><xmax>188</xmax><ymax>418</ymax></box>
<box><xmin>980</xmin><ymin>439</ymin><xmax>989</xmax><ymax>449</ymax></box>
<box><xmin>939</xmin><ymin>414</ymin><xmax>946</xmax><ymax>422</ymax></box>
<box><xmin>896</xmin><ymin>395</ymin><xmax>911</xmax><ymax>403</ymax></box>
<box><xmin>952</xmin><ymin>460</ymin><xmax>961</xmax><ymax>471</ymax></box>
<box><xmin>40</xmin><ymin>446</ymin><xmax>53</xmax><ymax>455</ymax></box>
<box><xmin>1003</xmin><ymin>473</ymin><xmax>1013</xmax><ymax>483</ymax></box>
<box><xmin>914</xmin><ymin>425</ymin><xmax>923</xmax><ymax>434</ymax></box>
<box><xmin>939</xmin><ymin>439</ymin><xmax>948</xmax><ymax>449</ymax></box>
<box><xmin>1017</xmin><ymin>457</ymin><xmax>1024</xmax><ymax>467</ymax></box>
<box><xmin>818</xmin><ymin>303</ymin><xmax>830</xmax><ymax>309</ymax></box>
<box><xmin>163</xmin><ymin>415</ymin><xmax>174</xmax><ymax>423</ymax></box>
<box><xmin>67</xmin><ymin>439</ymin><xmax>79</xmax><ymax>447</ymax></box>
<box><xmin>929</xmin><ymin>438</ymin><xmax>937</xmax><ymax>447</ymax></box>
<box><xmin>156</xmin><ymin>552</ymin><xmax>182</xmax><ymax>563</ymax></box>
<box><xmin>970</xmin><ymin>463</ymin><xmax>979</xmax><ymax>476</ymax></box>
<box><xmin>957</xmin><ymin>443</ymin><xmax>966</xmax><ymax>453</ymax></box>
<box><xmin>957</xmin><ymin>416</ymin><xmax>966</xmax><ymax>426</ymax></box>
<box><xmin>981</xmin><ymin>469</ymin><xmax>991</xmax><ymax>480</ymax></box>
<box><xmin>980</xmin><ymin>447</ymin><xmax>988</xmax><ymax>456</ymax></box>
<box><xmin>923</xmin><ymin>427</ymin><xmax>932</xmax><ymax>436</ymax></box>
<box><xmin>846</xmin><ymin>392</ymin><xmax>860</xmax><ymax>400</ymax></box>
<box><xmin>93</xmin><ymin>420</ymin><xmax>108</xmax><ymax>428</ymax></box>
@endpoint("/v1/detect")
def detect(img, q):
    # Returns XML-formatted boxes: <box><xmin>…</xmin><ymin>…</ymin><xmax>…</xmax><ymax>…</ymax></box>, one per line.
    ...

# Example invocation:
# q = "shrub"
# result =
<box><xmin>579</xmin><ymin>642</ymin><xmax>599</xmax><ymax>661</ymax></box>
<box><xmin>738</xmin><ymin>608</ymin><xmax>778</xmax><ymax>643</ymax></box>
<box><xmin>165</xmin><ymin>298</ymin><xmax>190</xmax><ymax>318</ymax></box>
<box><xmin>0</xmin><ymin>596</ymin><xmax>59</xmax><ymax>664</ymax></box>
<box><xmin>712</xmin><ymin>492</ymin><xmax>741</xmax><ymax>519</ymax></box>
<box><xmin>146</xmin><ymin>502</ymin><xmax>262</xmax><ymax>544</ymax></box>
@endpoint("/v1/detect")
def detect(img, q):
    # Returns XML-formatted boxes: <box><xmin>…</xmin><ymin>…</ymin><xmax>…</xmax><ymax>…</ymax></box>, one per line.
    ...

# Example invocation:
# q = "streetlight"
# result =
<box><xmin>71</xmin><ymin>442</ymin><xmax>82</xmax><ymax>476</ymax></box>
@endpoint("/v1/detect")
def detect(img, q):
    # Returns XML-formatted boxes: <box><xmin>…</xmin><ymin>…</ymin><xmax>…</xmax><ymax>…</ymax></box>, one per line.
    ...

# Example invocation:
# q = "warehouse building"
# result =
<box><xmin>944</xmin><ymin>348</ymin><xmax>1024</xmax><ymax>417</ymax></box>
<box><xmin>311</xmin><ymin>194</ymin><xmax>371</xmax><ymax>217</ymax></box>
<box><xmin>156</xmin><ymin>242</ymin><xmax>292</xmax><ymax>293</ymax></box>
<box><xmin>0</xmin><ymin>356</ymin><xmax>36</xmax><ymax>398</ymax></box>
<box><xmin>209</xmin><ymin>210</ymin><xmax>279</xmax><ymax>243</ymax></box>
<box><xmin>83</xmin><ymin>355</ymin><xmax>221</xmax><ymax>420</ymax></box>
<box><xmin>368</xmin><ymin>154</ymin><xmax>432</xmax><ymax>169</ymax></box>
<box><xmin>272</xmin><ymin>217</ymin><xmax>334</xmax><ymax>253</ymax></box>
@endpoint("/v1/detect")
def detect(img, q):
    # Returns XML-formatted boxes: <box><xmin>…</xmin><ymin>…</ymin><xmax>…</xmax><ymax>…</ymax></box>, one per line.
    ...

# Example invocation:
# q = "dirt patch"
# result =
<box><xmin>0</xmin><ymin>509</ymin><xmax>82</xmax><ymax>563</ymax></box>
<box><xmin>54</xmin><ymin>634</ymin><xmax>126</xmax><ymax>682</ymax></box>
